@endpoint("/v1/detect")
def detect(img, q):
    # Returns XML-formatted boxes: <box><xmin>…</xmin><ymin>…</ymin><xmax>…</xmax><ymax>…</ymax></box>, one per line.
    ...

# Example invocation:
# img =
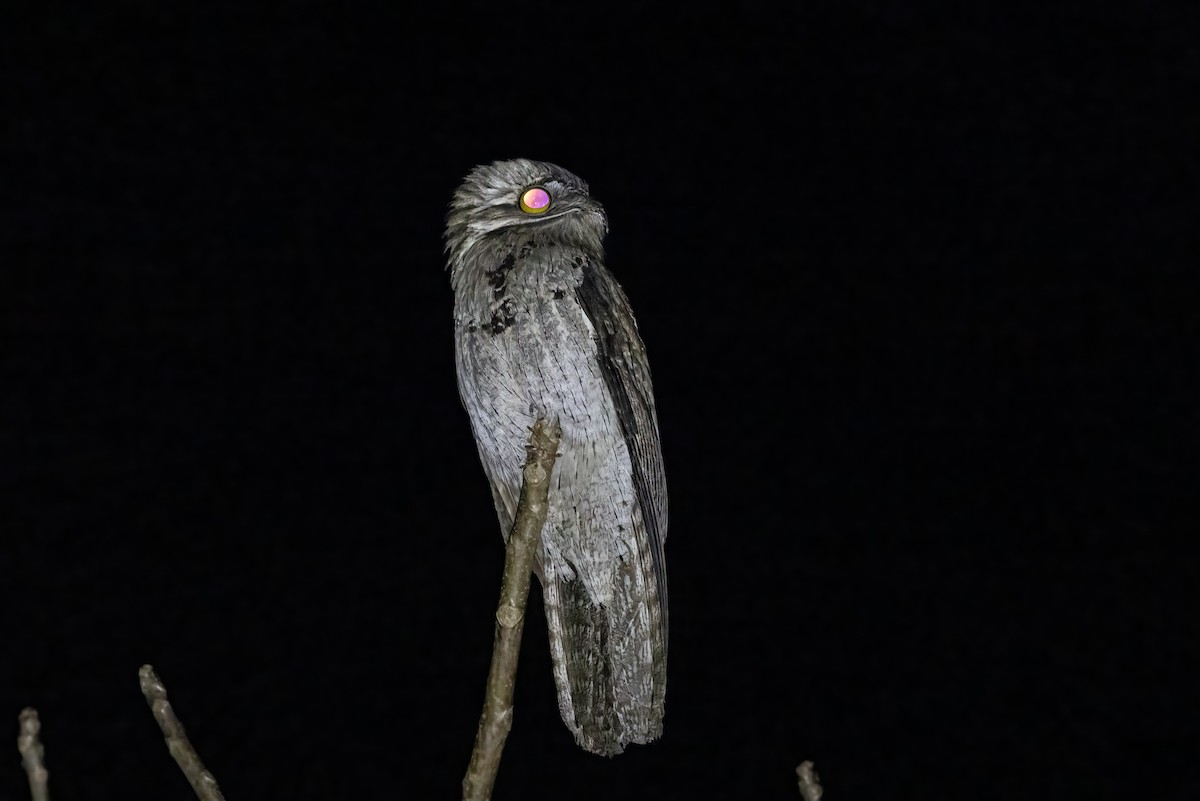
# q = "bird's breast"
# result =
<box><xmin>453</xmin><ymin>245</ymin><xmax>626</xmax><ymax>486</ymax></box>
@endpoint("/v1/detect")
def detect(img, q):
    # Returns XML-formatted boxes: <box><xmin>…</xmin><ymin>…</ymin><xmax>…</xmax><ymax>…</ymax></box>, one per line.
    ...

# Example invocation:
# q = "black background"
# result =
<box><xmin>3</xmin><ymin>4</ymin><xmax>1193</xmax><ymax>800</ymax></box>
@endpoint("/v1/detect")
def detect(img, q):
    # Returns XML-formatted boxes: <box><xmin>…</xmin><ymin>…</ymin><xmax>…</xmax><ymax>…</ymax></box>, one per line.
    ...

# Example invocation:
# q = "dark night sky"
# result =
<box><xmin>2</xmin><ymin>4</ymin><xmax>1193</xmax><ymax>800</ymax></box>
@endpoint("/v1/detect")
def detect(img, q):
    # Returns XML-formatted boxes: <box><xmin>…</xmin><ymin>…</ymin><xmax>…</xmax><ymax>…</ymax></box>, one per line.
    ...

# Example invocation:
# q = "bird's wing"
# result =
<box><xmin>575</xmin><ymin>260</ymin><xmax>669</xmax><ymax>621</ymax></box>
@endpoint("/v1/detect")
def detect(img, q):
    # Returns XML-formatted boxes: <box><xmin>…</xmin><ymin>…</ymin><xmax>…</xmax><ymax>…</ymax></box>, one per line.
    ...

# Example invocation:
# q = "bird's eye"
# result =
<box><xmin>519</xmin><ymin>187</ymin><xmax>552</xmax><ymax>214</ymax></box>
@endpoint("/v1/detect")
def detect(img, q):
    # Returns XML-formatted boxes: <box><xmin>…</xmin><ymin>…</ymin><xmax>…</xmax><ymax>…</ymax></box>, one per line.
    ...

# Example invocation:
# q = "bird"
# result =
<box><xmin>444</xmin><ymin>158</ymin><xmax>668</xmax><ymax>756</ymax></box>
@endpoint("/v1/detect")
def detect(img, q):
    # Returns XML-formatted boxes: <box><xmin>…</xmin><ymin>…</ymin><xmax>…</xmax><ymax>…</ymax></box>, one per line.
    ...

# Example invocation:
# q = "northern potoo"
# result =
<box><xmin>445</xmin><ymin>159</ymin><xmax>668</xmax><ymax>756</ymax></box>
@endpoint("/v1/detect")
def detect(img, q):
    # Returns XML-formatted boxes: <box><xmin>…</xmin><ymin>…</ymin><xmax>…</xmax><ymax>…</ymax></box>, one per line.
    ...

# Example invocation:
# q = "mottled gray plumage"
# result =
<box><xmin>445</xmin><ymin>159</ymin><xmax>668</xmax><ymax>756</ymax></box>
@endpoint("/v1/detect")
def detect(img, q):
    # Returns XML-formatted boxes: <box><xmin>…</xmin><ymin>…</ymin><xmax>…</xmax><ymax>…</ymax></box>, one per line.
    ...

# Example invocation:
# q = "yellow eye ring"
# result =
<box><xmin>519</xmin><ymin>187</ymin><xmax>552</xmax><ymax>214</ymax></box>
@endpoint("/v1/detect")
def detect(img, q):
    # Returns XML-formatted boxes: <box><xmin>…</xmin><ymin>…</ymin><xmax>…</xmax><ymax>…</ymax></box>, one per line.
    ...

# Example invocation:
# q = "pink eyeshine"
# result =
<box><xmin>520</xmin><ymin>187</ymin><xmax>551</xmax><ymax>211</ymax></box>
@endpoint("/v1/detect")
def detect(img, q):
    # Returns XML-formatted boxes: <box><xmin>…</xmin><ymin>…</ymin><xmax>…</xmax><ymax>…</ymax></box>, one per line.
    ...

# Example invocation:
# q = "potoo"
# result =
<box><xmin>445</xmin><ymin>159</ymin><xmax>668</xmax><ymax>756</ymax></box>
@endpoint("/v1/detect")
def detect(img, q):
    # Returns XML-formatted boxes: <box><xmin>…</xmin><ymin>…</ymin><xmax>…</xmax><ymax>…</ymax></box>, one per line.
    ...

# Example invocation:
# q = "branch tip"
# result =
<box><xmin>796</xmin><ymin>760</ymin><xmax>824</xmax><ymax>801</ymax></box>
<box><xmin>17</xmin><ymin>707</ymin><xmax>50</xmax><ymax>801</ymax></box>
<box><xmin>139</xmin><ymin>665</ymin><xmax>227</xmax><ymax>801</ymax></box>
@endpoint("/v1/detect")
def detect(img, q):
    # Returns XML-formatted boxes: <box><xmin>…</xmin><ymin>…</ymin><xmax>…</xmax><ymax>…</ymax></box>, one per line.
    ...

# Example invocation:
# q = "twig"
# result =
<box><xmin>796</xmin><ymin>760</ymin><xmax>824</xmax><ymax>801</ymax></box>
<box><xmin>462</xmin><ymin>418</ymin><xmax>562</xmax><ymax>801</ymax></box>
<box><xmin>138</xmin><ymin>665</ymin><xmax>226</xmax><ymax>801</ymax></box>
<box><xmin>17</xmin><ymin>708</ymin><xmax>50</xmax><ymax>801</ymax></box>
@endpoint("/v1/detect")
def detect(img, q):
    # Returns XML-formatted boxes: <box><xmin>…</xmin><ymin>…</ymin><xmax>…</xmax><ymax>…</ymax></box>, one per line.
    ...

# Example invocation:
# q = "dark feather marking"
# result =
<box><xmin>484</xmin><ymin>243</ymin><xmax>540</xmax><ymax>334</ymax></box>
<box><xmin>482</xmin><ymin>298</ymin><xmax>516</xmax><ymax>335</ymax></box>
<box><xmin>562</xmin><ymin>580</ymin><xmax>619</xmax><ymax>749</ymax></box>
<box><xmin>488</xmin><ymin>252</ymin><xmax>516</xmax><ymax>296</ymax></box>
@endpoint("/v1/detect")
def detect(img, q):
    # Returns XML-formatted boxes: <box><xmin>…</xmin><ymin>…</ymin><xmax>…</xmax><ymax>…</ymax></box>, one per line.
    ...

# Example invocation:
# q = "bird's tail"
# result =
<box><xmin>540</xmin><ymin>551</ymin><xmax>667</xmax><ymax>756</ymax></box>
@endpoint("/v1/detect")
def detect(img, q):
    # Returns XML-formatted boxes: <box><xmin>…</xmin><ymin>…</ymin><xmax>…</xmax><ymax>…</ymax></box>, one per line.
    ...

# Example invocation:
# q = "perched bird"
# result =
<box><xmin>445</xmin><ymin>159</ymin><xmax>668</xmax><ymax>756</ymax></box>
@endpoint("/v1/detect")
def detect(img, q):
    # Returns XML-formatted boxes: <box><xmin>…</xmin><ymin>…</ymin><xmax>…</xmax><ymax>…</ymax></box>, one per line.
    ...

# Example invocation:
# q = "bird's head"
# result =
<box><xmin>444</xmin><ymin>158</ymin><xmax>608</xmax><ymax>274</ymax></box>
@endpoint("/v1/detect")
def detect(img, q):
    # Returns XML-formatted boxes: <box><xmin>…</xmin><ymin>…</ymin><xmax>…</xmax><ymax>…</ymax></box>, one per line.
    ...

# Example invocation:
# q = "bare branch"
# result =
<box><xmin>138</xmin><ymin>665</ymin><xmax>226</xmax><ymax>801</ymax></box>
<box><xmin>462</xmin><ymin>418</ymin><xmax>562</xmax><ymax>801</ymax></box>
<box><xmin>17</xmin><ymin>708</ymin><xmax>50</xmax><ymax>801</ymax></box>
<box><xmin>796</xmin><ymin>760</ymin><xmax>824</xmax><ymax>801</ymax></box>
